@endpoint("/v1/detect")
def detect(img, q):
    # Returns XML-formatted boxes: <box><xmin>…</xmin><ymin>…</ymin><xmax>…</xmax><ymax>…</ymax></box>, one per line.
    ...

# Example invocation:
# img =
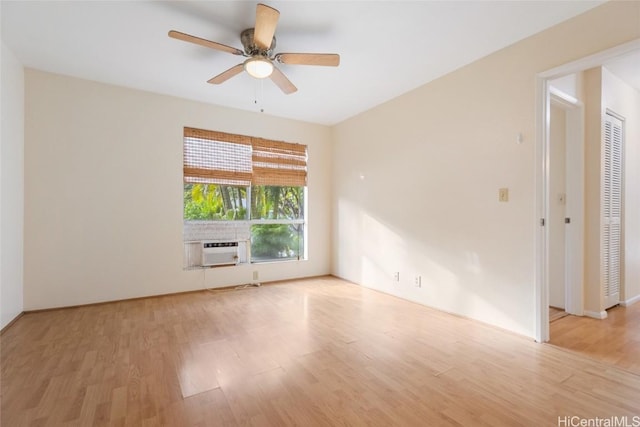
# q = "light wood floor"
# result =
<box><xmin>550</xmin><ymin>302</ymin><xmax>640</xmax><ymax>376</ymax></box>
<box><xmin>2</xmin><ymin>277</ymin><xmax>639</xmax><ymax>426</ymax></box>
<box><xmin>549</xmin><ymin>307</ymin><xmax>568</xmax><ymax>323</ymax></box>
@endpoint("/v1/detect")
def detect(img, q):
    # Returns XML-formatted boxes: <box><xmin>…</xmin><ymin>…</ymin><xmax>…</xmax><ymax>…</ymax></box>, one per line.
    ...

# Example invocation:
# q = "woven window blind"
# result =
<box><xmin>183</xmin><ymin>128</ymin><xmax>252</xmax><ymax>186</ymax></box>
<box><xmin>252</xmin><ymin>137</ymin><xmax>307</xmax><ymax>186</ymax></box>
<box><xmin>183</xmin><ymin>127</ymin><xmax>307</xmax><ymax>187</ymax></box>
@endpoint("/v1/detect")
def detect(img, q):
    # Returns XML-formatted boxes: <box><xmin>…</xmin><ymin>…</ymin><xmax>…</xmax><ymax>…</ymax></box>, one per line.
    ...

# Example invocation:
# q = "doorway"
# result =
<box><xmin>534</xmin><ymin>39</ymin><xmax>640</xmax><ymax>343</ymax></box>
<box><xmin>547</xmin><ymin>87</ymin><xmax>584</xmax><ymax>325</ymax></box>
<box><xmin>548</xmin><ymin>101</ymin><xmax>566</xmax><ymax>315</ymax></box>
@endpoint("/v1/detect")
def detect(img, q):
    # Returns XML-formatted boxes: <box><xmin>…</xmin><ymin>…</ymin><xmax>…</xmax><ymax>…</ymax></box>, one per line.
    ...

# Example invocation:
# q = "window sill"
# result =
<box><xmin>250</xmin><ymin>258</ymin><xmax>307</xmax><ymax>265</ymax></box>
<box><xmin>183</xmin><ymin>258</ymin><xmax>307</xmax><ymax>271</ymax></box>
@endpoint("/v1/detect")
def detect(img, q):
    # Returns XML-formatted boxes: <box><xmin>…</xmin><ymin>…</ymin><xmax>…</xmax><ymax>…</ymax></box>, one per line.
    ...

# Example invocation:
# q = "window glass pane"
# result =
<box><xmin>184</xmin><ymin>183</ymin><xmax>248</xmax><ymax>221</ymax></box>
<box><xmin>251</xmin><ymin>224</ymin><xmax>304</xmax><ymax>262</ymax></box>
<box><xmin>250</xmin><ymin>186</ymin><xmax>304</xmax><ymax>220</ymax></box>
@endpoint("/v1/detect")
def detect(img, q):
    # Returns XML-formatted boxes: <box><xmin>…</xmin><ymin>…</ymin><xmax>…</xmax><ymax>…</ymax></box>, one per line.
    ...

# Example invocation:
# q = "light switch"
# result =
<box><xmin>499</xmin><ymin>188</ymin><xmax>509</xmax><ymax>202</ymax></box>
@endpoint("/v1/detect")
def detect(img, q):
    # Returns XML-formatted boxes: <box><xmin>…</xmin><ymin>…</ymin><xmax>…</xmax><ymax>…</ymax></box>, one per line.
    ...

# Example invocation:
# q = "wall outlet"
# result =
<box><xmin>252</xmin><ymin>271</ymin><xmax>259</xmax><ymax>281</ymax></box>
<box><xmin>393</xmin><ymin>272</ymin><xmax>400</xmax><ymax>282</ymax></box>
<box><xmin>415</xmin><ymin>276</ymin><xmax>422</xmax><ymax>288</ymax></box>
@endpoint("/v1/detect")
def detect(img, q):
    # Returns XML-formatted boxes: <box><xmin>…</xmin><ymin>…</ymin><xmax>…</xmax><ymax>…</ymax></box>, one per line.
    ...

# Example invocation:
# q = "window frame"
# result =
<box><xmin>182</xmin><ymin>127</ymin><xmax>308</xmax><ymax>265</ymax></box>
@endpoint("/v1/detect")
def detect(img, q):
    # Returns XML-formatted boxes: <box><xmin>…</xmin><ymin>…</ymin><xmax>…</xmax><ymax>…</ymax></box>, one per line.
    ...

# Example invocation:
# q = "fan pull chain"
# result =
<box><xmin>253</xmin><ymin>79</ymin><xmax>258</xmax><ymax>106</ymax></box>
<box><xmin>260</xmin><ymin>78</ymin><xmax>265</xmax><ymax>113</ymax></box>
<box><xmin>253</xmin><ymin>78</ymin><xmax>265</xmax><ymax>113</ymax></box>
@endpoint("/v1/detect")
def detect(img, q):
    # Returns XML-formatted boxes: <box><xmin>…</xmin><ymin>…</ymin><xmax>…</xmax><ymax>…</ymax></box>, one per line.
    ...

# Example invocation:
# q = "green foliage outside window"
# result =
<box><xmin>250</xmin><ymin>224</ymin><xmax>303</xmax><ymax>261</ymax></box>
<box><xmin>184</xmin><ymin>184</ymin><xmax>247</xmax><ymax>220</ymax></box>
<box><xmin>250</xmin><ymin>186</ymin><xmax>304</xmax><ymax>261</ymax></box>
<box><xmin>251</xmin><ymin>186</ymin><xmax>304</xmax><ymax>220</ymax></box>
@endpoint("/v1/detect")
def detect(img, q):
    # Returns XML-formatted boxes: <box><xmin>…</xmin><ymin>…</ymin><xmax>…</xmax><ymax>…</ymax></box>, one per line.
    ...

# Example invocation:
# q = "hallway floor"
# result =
<box><xmin>550</xmin><ymin>302</ymin><xmax>640</xmax><ymax>375</ymax></box>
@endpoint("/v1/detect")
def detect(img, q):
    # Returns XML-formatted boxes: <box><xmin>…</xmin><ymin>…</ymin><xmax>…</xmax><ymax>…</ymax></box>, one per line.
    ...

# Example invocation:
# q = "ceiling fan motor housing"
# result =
<box><xmin>241</xmin><ymin>28</ymin><xmax>276</xmax><ymax>57</ymax></box>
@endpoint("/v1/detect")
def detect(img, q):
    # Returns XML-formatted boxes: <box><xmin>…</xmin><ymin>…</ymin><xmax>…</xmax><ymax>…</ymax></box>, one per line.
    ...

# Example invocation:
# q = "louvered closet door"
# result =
<box><xmin>602</xmin><ymin>113</ymin><xmax>623</xmax><ymax>309</ymax></box>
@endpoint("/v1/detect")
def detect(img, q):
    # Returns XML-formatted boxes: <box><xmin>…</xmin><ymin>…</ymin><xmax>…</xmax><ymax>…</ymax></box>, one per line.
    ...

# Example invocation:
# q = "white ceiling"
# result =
<box><xmin>1</xmin><ymin>1</ymin><xmax>612</xmax><ymax>126</ymax></box>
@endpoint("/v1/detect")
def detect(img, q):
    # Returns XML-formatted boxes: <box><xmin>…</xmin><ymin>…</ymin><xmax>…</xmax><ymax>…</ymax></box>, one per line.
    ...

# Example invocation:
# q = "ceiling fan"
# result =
<box><xmin>169</xmin><ymin>3</ymin><xmax>340</xmax><ymax>95</ymax></box>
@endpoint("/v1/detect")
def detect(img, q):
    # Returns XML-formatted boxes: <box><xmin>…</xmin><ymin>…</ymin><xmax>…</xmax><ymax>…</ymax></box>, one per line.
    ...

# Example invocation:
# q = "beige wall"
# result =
<box><xmin>332</xmin><ymin>1</ymin><xmax>640</xmax><ymax>337</ymax></box>
<box><xmin>1</xmin><ymin>41</ymin><xmax>25</xmax><ymax>328</ymax></box>
<box><xmin>24</xmin><ymin>70</ymin><xmax>332</xmax><ymax>310</ymax></box>
<box><xmin>584</xmin><ymin>67</ymin><xmax>603</xmax><ymax>315</ymax></box>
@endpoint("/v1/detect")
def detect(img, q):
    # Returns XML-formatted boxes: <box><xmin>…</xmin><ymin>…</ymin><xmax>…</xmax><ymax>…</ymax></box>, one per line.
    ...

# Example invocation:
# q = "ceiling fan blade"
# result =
<box><xmin>270</xmin><ymin>66</ymin><xmax>297</xmax><ymax>95</ymax></box>
<box><xmin>254</xmin><ymin>4</ymin><xmax>280</xmax><ymax>50</ymax></box>
<box><xmin>169</xmin><ymin>30</ymin><xmax>244</xmax><ymax>56</ymax></box>
<box><xmin>275</xmin><ymin>53</ymin><xmax>340</xmax><ymax>67</ymax></box>
<box><xmin>207</xmin><ymin>64</ymin><xmax>245</xmax><ymax>84</ymax></box>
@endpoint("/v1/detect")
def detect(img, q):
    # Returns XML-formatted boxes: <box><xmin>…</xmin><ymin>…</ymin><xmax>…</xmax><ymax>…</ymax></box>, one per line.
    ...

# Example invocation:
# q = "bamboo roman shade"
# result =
<box><xmin>252</xmin><ymin>138</ymin><xmax>307</xmax><ymax>187</ymax></box>
<box><xmin>183</xmin><ymin>127</ymin><xmax>307</xmax><ymax>187</ymax></box>
<box><xmin>183</xmin><ymin>128</ymin><xmax>252</xmax><ymax>186</ymax></box>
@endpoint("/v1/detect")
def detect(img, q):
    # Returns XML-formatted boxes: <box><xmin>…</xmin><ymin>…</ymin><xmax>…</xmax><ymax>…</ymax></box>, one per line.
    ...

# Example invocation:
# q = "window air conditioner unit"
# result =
<box><xmin>201</xmin><ymin>241</ymin><xmax>239</xmax><ymax>267</ymax></box>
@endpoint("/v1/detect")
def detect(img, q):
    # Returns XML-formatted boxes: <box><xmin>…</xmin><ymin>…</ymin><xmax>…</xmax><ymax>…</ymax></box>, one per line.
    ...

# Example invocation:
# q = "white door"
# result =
<box><xmin>549</xmin><ymin>104</ymin><xmax>567</xmax><ymax>309</ymax></box>
<box><xmin>602</xmin><ymin>113</ymin><xmax>623</xmax><ymax>309</ymax></box>
<box><xmin>548</xmin><ymin>89</ymin><xmax>584</xmax><ymax>318</ymax></box>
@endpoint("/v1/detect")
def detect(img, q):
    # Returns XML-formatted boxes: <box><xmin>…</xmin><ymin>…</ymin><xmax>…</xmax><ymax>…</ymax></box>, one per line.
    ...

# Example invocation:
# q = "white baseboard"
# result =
<box><xmin>0</xmin><ymin>311</ymin><xmax>24</xmax><ymax>334</ymax></box>
<box><xmin>584</xmin><ymin>310</ymin><xmax>608</xmax><ymax>319</ymax></box>
<box><xmin>620</xmin><ymin>294</ymin><xmax>640</xmax><ymax>307</ymax></box>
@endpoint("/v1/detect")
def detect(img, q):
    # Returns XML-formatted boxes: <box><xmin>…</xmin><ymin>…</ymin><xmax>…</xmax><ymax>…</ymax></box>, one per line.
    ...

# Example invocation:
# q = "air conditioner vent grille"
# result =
<box><xmin>201</xmin><ymin>241</ymin><xmax>239</xmax><ymax>266</ymax></box>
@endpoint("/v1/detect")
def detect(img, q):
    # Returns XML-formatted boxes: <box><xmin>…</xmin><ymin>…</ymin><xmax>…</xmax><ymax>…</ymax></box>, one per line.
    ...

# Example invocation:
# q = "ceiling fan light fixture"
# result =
<box><xmin>170</xmin><ymin>3</ymin><xmax>338</xmax><ymax>94</ymax></box>
<box><xmin>244</xmin><ymin>57</ymin><xmax>273</xmax><ymax>79</ymax></box>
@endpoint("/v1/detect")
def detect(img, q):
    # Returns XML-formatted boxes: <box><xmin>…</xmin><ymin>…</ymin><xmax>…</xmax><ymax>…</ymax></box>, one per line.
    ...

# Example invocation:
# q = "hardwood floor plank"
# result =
<box><xmin>175</xmin><ymin>345</ymin><xmax>221</xmax><ymax>398</ymax></box>
<box><xmin>2</xmin><ymin>277</ymin><xmax>640</xmax><ymax>426</ymax></box>
<box><xmin>550</xmin><ymin>302</ymin><xmax>640</xmax><ymax>375</ymax></box>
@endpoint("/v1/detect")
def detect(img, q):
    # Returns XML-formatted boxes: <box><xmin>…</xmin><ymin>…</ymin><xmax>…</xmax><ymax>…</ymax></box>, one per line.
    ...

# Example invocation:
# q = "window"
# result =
<box><xmin>184</xmin><ymin>184</ymin><xmax>248</xmax><ymax>220</ymax></box>
<box><xmin>250</xmin><ymin>185</ymin><xmax>305</xmax><ymax>262</ymax></box>
<box><xmin>183</xmin><ymin>127</ymin><xmax>307</xmax><ymax>263</ymax></box>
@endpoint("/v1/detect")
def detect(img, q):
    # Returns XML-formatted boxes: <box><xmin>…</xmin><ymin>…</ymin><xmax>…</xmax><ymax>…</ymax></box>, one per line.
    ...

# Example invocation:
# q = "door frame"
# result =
<box><xmin>534</xmin><ymin>39</ymin><xmax>640</xmax><ymax>343</ymax></box>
